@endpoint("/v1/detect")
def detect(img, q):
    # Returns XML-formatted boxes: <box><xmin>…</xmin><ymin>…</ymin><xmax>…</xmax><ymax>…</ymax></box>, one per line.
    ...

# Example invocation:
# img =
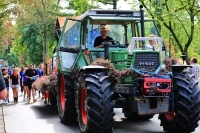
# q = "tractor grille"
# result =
<box><xmin>134</xmin><ymin>53</ymin><xmax>159</xmax><ymax>71</ymax></box>
<box><xmin>127</xmin><ymin>55</ymin><xmax>132</xmax><ymax>67</ymax></box>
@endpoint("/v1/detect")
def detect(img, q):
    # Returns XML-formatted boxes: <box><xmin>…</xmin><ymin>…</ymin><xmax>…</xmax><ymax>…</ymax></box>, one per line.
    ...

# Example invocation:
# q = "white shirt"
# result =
<box><xmin>145</xmin><ymin>44</ymin><xmax>155</xmax><ymax>50</ymax></box>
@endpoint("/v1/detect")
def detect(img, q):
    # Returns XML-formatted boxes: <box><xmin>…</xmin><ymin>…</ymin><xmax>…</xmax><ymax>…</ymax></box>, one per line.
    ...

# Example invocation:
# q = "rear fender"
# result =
<box><xmin>172</xmin><ymin>65</ymin><xmax>191</xmax><ymax>72</ymax></box>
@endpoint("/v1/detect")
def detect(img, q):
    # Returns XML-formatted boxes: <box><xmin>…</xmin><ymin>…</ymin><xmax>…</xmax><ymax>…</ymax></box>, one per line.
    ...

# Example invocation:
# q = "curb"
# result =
<box><xmin>0</xmin><ymin>103</ymin><xmax>6</xmax><ymax>133</ymax></box>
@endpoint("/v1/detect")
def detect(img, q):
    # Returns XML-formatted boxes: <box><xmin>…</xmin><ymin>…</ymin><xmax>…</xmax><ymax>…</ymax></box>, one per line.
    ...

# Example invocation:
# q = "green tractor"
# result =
<box><xmin>55</xmin><ymin>7</ymin><xmax>200</xmax><ymax>133</ymax></box>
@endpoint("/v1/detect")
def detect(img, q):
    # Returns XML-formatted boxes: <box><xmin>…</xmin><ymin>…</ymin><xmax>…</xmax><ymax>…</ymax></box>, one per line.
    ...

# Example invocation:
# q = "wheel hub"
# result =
<box><xmin>165</xmin><ymin>111</ymin><xmax>176</xmax><ymax>121</ymax></box>
<box><xmin>81</xmin><ymin>87</ymin><xmax>87</xmax><ymax>125</ymax></box>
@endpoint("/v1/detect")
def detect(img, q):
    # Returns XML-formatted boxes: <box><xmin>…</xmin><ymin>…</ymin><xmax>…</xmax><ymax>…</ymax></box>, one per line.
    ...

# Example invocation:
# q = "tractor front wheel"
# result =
<box><xmin>77</xmin><ymin>71</ymin><xmax>115</xmax><ymax>133</ymax></box>
<box><xmin>159</xmin><ymin>71</ymin><xmax>200</xmax><ymax>133</ymax></box>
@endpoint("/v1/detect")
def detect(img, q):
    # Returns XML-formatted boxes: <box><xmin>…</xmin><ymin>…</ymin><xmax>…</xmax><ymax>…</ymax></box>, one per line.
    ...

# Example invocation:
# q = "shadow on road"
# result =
<box><xmin>113</xmin><ymin>117</ymin><xmax>165</xmax><ymax>133</ymax></box>
<box><xmin>29</xmin><ymin>104</ymin><xmax>165</xmax><ymax>133</ymax></box>
<box><xmin>31</xmin><ymin>104</ymin><xmax>58</xmax><ymax>118</ymax></box>
<box><xmin>30</xmin><ymin>103</ymin><xmax>79</xmax><ymax>133</ymax></box>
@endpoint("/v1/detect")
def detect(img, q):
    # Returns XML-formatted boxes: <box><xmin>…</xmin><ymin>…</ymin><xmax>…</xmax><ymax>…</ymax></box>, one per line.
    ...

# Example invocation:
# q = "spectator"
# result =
<box><xmin>25</xmin><ymin>63</ymin><xmax>38</xmax><ymax>103</ymax></box>
<box><xmin>2</xmin><ymin>68</ymin><xmax>10</xmax><ymax>104</ymax></box>
<box><xmin>0</xmin><ymin>70</ymin><xmax>7</xmax><ymax>100</ymax></box>
<box><xmin>8</xmin><ymin>67</ymin><xmax>12</xmax><ymax>75</ymax></box>
<box><xmin>10</xmin><ymin>68</ymin><xmax>21</xmax><ymax>103</ymax></box>
<box><xmin>187</xmin><ymin>57</ymin><xmax>200</xmax><ymax>82</ymax></box>
<box><xmin>22</xmin><ymin>67</ymin><xmax>28</xmax><ymax>101</ymax></box>
<box><xmin>20</xmin><ymin>67</ymin><xmax>25</xmax><ymax>95</ymax></box>
<box><xmin>146</xmin><ymin>34</ymin><xmax>156</xmax><ymax>50</ymax></box>
<box><xmin>36</xmin><ymin>63</ymin><xmax>44</xmax><ymax>98</ymax></box>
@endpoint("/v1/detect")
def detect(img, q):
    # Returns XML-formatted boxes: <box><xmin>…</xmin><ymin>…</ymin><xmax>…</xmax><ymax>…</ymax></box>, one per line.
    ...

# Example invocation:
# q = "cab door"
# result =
<box><xmin>57</xmin><ymin>19</ymin><xmax>82</xmax><ymax>72</ymax></box>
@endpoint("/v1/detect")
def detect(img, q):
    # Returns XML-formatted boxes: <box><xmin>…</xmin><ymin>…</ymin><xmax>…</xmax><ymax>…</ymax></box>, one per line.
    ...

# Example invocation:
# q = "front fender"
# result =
<box><xmin>79</xmin><ymin>65</ymin><xmax>107</xmax><ymax>73</ymax></box>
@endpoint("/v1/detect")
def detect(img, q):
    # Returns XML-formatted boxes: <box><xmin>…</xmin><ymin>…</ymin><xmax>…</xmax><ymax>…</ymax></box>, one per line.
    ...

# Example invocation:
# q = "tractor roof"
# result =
<box><xmin>79</xmin><ymin>9</ymin><xmax>141</xmax><ymax>20</ymax></box>
<box><xmin>78</xmin><ymin>9</ymin><xmax>153</xmax><ymax>24</ymax></box>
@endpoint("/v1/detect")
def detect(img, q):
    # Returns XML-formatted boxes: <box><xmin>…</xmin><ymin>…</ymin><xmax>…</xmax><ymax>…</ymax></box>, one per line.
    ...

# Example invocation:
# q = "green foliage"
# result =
<box><xmin>62</xmin><ymin>0</ymin><xmax>117</xmax><ymax>15</ymax></box>
<box><xmin>12</xmin><ymin>0</ymin><xmax>58</xmax><ymax>65</ymax></box>
<box><xmin>136</xmin><ymin>0</ymin><xmax>200</xmax><ymax>61</ymax></box>
<box><xmin>0</xmin><ymin>44</ymin><xmax>20</xmax><ymax>66</ymax></box>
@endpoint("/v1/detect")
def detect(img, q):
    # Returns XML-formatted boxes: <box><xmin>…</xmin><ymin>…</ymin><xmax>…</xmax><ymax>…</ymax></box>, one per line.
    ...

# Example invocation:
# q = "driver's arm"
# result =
<box><xmin>108</xmin><ymin>37</ymin><xmax>115</xmax><ymax>45</ymax></box>
<box><xmin>95</xmin><ymin>44</ymin><xmax>104</xmax><ymax>48</ymax></box>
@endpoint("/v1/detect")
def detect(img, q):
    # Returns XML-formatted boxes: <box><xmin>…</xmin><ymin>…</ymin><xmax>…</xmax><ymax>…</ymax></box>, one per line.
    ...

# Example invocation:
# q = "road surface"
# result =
<box><xmin>2</xmin><ymin>91</ymin><xmax>200</xmax><ymax>133</ymax></box>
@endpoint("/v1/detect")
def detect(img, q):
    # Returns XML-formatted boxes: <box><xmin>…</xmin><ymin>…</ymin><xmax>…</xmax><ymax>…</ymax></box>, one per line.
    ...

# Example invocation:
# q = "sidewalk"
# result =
<box><xmin>0</xmin><ymin>103</ymin><xmax>6</xmax><ymax>133</ymax></box>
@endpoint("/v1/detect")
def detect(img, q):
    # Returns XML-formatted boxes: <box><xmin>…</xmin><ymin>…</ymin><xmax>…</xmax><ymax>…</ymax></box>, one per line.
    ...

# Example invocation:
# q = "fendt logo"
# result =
<box><xmin>139</xmin><ymin>62</ymin><xmax>154</xmax><ymax>66</ymax></box>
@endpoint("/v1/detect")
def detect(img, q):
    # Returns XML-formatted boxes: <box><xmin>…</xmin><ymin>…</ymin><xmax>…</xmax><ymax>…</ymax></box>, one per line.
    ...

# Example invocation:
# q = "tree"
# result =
<box><xmin>138</xmin><ymin>0</ymin><xmax>200</xmax><ymax>57</ymax></box>
<box><xmin>62</xmin><ymin>0</ymin><xmax>117</xmax><ymax>15</ymax></box>
<box><xmin>13</xmin><ymin>0</ymin><xmax>59</xmax><ymax>64</ymax></box>
<box><xmin>0</xmin><ymin>0</ymin><xmax>13</xmax><ymax>49</ymax></box>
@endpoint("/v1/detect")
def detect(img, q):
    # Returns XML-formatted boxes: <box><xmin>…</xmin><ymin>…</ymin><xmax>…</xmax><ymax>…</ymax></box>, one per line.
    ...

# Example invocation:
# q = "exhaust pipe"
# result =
<box><xmin>102</xmin><ymin>42</ymin><xmax>112</xmax><ymax>60</ymax></box>
<box><xmin>140</xmin><ymin>5</ymin><xmax>145</xmax><ymax>37</ymax></box>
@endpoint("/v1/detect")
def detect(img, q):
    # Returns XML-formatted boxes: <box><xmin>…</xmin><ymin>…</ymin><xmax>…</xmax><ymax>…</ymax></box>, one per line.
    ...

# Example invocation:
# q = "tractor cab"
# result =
<box><xmin>56</xmin><ymin>9</ymin><xmax>167</xmax><ymax>72</ymax></box>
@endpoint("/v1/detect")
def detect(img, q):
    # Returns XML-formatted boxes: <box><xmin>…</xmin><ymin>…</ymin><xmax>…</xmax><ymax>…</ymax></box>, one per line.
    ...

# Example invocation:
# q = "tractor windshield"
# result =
<box><xmin>127</xmin><ymin>37</ymin><xmax>163</xmax><ymax>55</ymax></box>
<box><xmin>88</xmin><ymin>24</ymin><xmax>132</xmax><ymax>48</ymax></box>
<box><xmin>87</xmin><ymin>19</ymin><xmax>161</xmax><ymax>49</ymax></box>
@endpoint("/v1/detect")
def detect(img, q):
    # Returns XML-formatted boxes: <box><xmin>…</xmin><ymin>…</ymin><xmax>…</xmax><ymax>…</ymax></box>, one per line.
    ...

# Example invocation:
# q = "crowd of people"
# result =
<box><xmin>0</xmin><ymin>63</ymin><xmax>45</xmax><ymax>104</ymax></box>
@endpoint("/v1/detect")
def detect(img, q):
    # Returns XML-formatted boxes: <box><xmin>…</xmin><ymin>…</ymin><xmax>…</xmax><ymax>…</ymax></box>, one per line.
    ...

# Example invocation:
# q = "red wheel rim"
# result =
<box><xmin>81</xmin><ymin>87</ymin><xmax>87</xmax><ymax>125</ymax></box>
<box><xmin>60</xmin><ymin>74</ymin><xmax>65</xmax><ymax>110</ymax></box>
<box><xmin>165</xmin><ymin>111</ymin><xmax>176</xmax><ymax>121</ymax></box>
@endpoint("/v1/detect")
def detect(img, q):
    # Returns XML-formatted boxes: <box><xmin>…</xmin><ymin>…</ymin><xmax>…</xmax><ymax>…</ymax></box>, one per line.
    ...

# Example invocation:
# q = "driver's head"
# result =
<box><xmin>149</xmin><ymin>34</ymin><xmax>156</xmax><ymax>46</ymax></box>
<box><xmin>99</xmin><ymin>25</ymin><xmax>107</xmax><ymax>36</ymax></box>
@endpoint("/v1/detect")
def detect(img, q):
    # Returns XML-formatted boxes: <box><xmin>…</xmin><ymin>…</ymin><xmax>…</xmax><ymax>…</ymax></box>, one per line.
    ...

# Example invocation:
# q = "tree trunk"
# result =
<box><xmin>43</xmin><ymin>24</ymin><xmax>49</xmax><ymax>64</ymax></box>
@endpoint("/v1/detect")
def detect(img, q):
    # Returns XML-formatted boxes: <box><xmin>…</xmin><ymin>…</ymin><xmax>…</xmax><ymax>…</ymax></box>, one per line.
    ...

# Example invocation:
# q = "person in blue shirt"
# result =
<box><xmin>8</xmin><ymin>67</ymin><xmax>12</xmax><ymax>75</ymax></box>
<box><xmin>20</xmin><ymin>67</ymin><xmax>25</xmax><ymax>95</ymax></box>
<box><xmin>36</xmin><ymin>63</ymin><xmax>44</xmax><ymax>98</ymax></box>
<box><xmin>22</xmin><ymin>67</ymin><xmax>28</xmax><ymax>101</ymax></box>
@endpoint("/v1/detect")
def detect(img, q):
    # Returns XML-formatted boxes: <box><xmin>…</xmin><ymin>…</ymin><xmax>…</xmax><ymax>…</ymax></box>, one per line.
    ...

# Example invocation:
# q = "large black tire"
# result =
<box><xmin>159</xmin><ymin>71</ymin><xmax>200</xmax><ymax>133</ymax></box>
<box><xmin>57</xmin><ymin>72</ymin><xmax>77</xmax><ymax>124</ymax></box>
<box><xmin>77</xmin><ymin>71</ymin><xmax>115</xmax><ymax>133</ymax></box>
<box><xmin>49</xmin><ymin>91</ymin><xmax>57</xmax><ymax>105</ymax></box>
<box><xmin>124</xmin><ymin>111</ymin><xmax>154</xmax><ymax>121</ymax></box>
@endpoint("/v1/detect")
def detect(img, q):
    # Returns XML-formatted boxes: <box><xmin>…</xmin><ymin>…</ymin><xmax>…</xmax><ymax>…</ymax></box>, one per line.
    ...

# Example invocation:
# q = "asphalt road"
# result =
<box><xmin>2</xmin><ymin>91</ymin><xmax>200</xmax><ymax>133</ymax></box>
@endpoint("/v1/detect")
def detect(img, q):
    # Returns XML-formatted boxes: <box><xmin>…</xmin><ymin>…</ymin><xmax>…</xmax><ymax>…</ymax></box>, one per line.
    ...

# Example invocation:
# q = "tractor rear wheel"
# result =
<box><xmin>57</xmin><ymin>72</ymin><xmax>77</xmax><ymax>124</ymax></box>
<box><xmin>159</xmin><ymin>71</ymin><xmax>200</xmax><ymax>133</ymax></box>
<box><xmin>77</xmin><ymin>71</ymin><xmax>115</xmax><ymax>133</ymax></box>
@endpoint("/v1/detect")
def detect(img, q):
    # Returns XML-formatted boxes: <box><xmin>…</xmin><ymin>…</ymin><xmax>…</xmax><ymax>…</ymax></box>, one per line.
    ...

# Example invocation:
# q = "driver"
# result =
<box><xmin>94</xmin><ymin>25</ymin><xmax>114</xmax><ymax>48</ymax></box>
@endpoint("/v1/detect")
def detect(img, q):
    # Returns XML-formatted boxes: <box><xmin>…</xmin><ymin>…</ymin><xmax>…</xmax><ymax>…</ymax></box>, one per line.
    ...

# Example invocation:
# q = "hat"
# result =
<box><xmin>100</xmin><ymin>25</ymin><xmax>107</xmax><ymax>31</ymax></box>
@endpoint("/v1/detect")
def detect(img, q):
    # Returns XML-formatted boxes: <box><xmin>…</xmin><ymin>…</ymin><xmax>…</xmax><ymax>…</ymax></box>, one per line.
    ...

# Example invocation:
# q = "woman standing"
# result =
<box><xmin>2</xmin><ymin>67</ymin><xmax>10</xmax><ymax>104</ymax></box>
<box><xmin>10</xmin><ymin>68</ymin><xmax>21</xmax><ymax>103</ymax></box>
<box><xmin>22</xmin><ymin>67</ymin><xmax>28</xmax><ymax>101</ymax></box>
